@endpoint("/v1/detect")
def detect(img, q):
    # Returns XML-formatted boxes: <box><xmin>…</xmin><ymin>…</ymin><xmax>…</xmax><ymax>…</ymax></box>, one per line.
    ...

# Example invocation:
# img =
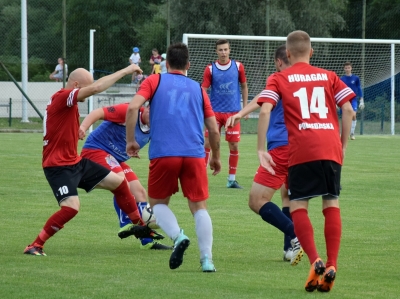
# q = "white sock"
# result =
<box><xmin>351</xmin><ymin>120</ymin><xmax>357</xmax><ymax>134</ymax></box>
<box><xmin>194</xmin><ymin>209</ymin><xmax>213</xmax><ymax>260</ymax></box>
<box><xmin>152</xmin><ymin>204</ymin><xmax>181</xmax><ymax>241</ymax></box>
<box><xmin>228</xmin><ymin>174</ymin><xmax>235</xmax><ymax>181</ymax></box>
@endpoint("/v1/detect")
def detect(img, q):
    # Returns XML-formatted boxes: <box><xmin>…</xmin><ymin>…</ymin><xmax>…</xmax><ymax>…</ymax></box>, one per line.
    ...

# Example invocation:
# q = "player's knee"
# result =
<box><xmin>229</xmin><ymin>142</ymin><xmax>239</xmax><ymax>151</ymax></box>
<box><xmin>248</xmin><ymin>193</ymin><xmax>261</xmax><ymax>214</ymax></box>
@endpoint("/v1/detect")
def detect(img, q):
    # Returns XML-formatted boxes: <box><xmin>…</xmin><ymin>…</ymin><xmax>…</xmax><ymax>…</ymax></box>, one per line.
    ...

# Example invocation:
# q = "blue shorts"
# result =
<box><xmin>350</xmin><ymin>99</ymin><xmax>358</xmax><ymax>112</ymax></box>
<box><xmin>339</xmin><ymin>99</ymin><xmax>358</xmax><ymax>116</ymax></box>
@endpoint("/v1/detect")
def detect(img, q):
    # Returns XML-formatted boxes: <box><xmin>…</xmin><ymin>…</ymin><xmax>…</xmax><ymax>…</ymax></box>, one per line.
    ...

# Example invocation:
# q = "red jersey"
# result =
<box><xmin>42</xmin><ymin>88</ymin><xmax>81</xmax><ymax>167</ymax></box>
<box><xmin>137</xmin><ymin>72</ymin><xmax>215</xmax><ymax>118</ymax></box>
<box><xmin>201</xmin><ymin>59</ymin><xmax>247</xmax><ymax>89</ymax></box>
<box><xmin>102</xmin><ymin>104</ymin><xmax>145</xmax><ymax>125</ymax></box>
<box><xmin>103</xmin><ymin>103</ymin><xmax>129</xmax><ymax>124</ymax></box>
<box><xmin>258</xmin><ymin>62</ymin><xmax>355</xmax><ymax>166</ymax></box>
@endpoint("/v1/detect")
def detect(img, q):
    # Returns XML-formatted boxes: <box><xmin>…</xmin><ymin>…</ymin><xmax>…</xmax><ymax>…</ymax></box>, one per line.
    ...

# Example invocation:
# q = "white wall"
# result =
<box><xmin>0</xmin><ymin>82</ymin><xmax>136</xmax><ymax>118</ymax></box>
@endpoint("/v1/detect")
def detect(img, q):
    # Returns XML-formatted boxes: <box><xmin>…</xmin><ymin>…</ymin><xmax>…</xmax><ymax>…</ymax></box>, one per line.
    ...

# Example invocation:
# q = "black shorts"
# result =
<box><xmin>288</xmin><ymin>160</ymin><xmax>341</xmax><ymax>200</ymax></box>
<box><xmin>43</xmin><ymin>158</ymin><xmax>110</xmax><ymax>204</ymax></box>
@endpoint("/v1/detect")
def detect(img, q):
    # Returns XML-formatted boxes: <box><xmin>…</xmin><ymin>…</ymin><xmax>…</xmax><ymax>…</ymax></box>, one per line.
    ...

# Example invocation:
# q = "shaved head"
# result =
<box><xmin>66</xmin><ymin>68</ymin><xmax>94</xmax><ymax>89</ymax></box>
<box><xmin>286</xmin><ymin>30</ymin><xmax>311</xmax><ymax>58</ymax></box>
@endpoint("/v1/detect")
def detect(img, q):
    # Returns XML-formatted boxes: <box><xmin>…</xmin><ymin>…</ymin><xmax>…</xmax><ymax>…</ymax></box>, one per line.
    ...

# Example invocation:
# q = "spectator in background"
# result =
<box><xmin>129</xmin><ymin>47</ymin><xmax>141</xmax><ymax>84</ymax></box>
<box><xmin>49</xmin><ymin>58</ymin><xmax>68</xmax><ymax>82</ymax></box>
<box><xmin>149</xmin><ymin>48</ymin><xmax>162</xmax><ymax>74</ymax></box>
<box><xmin>160</xmin><ymin>53</ymin><xmax>167</xmax><ymax>74</ymax></box>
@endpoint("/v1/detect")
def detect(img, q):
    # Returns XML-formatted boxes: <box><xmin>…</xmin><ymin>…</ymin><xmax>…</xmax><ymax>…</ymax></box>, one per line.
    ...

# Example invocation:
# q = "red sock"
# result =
<box><xmin>229</xmin><ymin>150</ymin><xmax>239</xmax><ymax>175</ymax></box>
<box><xmin>323</xmin><ymin>207</ymin><xmax>341</xmax><ymax>269</ymax></box>
<box><xmin>33</xmin><ymin>206</ymin><xmax>78</xmax><ymax>246</ymax></box>
<box><xmin>291</xmin><ymin>208</ymin><xmax>319</xmax><ymax>264</ymax></box>
<box><xmin>204</xmin><ymin>148</ymin><xmax>211</xmax><ymax>167</ymax></box>
<box><xmin>112</xmin><ymin>181</ymin><xmax>144</xmax><ymax>225</ymax></box>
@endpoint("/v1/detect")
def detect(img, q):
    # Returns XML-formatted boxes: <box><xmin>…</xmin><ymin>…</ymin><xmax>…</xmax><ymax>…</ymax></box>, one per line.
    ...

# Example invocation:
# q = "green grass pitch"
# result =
<box><xmin>0</xmin><ymin>133</ymin><xmax>399</xmax><ymax>299</ymax></box>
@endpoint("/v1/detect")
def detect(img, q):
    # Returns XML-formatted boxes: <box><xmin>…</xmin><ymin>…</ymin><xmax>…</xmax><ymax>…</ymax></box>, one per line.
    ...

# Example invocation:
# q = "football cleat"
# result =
<box><xmin>290</xmin><ymin>237</ymin><xmax>304</xmax><ymax>266</ymax></box>
<box><xmin>24</xmin><ymin>243</ymin><xmax>47</xmax><ymax>256</ymax></box>
<box><xmin>140</xmin><ymin>241</ymin><xmax>173</xmax><ymax>250</ymax></box>
<box><xmin>118</xmin><ymin>224</ymin><xmax>164</xmax><ymax>240</ymax></box>
<box><xmin>350</xmin><ymin>134</ymin><xmax>355</xmax><ymax>140</ymax></box>
<box><xmin>317</xmin><ymin>266</ymin><xmax>336</xmax><ymax>292</ymax></box>
<box><xmin>227</xmin><ymin>180</ymin><xmax>243</xmax><ymax>189</ymax></box>
<box><xmin>169</xmin><ymin>230</ymin><xmax>190</xmax><ymax>270</ymax></box>
<box><xmin>283</xmin><ymin>248</ymin><xmax>293</xmax><ymax>262</ymax></box>
<box><xmin>305</xmin><ymin>258</ymin><xmax>326</xmax><ymax>292</ymax></box>
<box><xmin>200</xmin><ymin>254</ymin><xmax>216</xmax><ymax>272</ymax></box>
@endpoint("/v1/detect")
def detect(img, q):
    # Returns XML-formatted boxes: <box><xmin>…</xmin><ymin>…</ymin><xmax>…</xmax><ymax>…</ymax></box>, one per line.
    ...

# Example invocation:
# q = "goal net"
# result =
<box><xmin>183</xmin><ymin>34</ymin><xmax>400</xmax><ymax>135</ymax></box>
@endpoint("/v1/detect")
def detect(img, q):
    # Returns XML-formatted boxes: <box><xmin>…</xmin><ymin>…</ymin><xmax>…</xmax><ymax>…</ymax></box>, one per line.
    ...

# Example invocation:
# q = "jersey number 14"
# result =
<box><xmin>293</xmin><ymin>87</ymin><xmax>328</xmax><ymax>119</ymax></box>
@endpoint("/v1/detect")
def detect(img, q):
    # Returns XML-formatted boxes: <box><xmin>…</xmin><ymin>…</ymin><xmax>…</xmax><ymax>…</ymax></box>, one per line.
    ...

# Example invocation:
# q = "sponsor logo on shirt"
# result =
<box><xmin>298</xmin><ymin>122</ymin><xmax>334</xmax><ymax>130</ymax></box>
<box><xmin>217</xmin><ymin>82</ymin><xmax>235</xmax><ymax>95</ymax></box>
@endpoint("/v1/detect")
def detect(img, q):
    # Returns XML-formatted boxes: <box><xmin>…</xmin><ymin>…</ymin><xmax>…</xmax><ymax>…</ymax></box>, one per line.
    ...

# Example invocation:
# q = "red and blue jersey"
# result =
<box><xmin>83</xmin><ymin>104</ymin><xmax>150</xmax><ymax>162</ymax></box>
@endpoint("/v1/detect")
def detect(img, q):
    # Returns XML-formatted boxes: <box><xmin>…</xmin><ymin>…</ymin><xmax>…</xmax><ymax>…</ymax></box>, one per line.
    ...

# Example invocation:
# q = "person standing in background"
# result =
<box><xmin>340</xmin><ymin>61</ymin><xmax>365</xmax><ymax>140</ymax></box>
<box><xmin>129</xmin><ymin>47</ymin><xmax>141</xmax><ymax>84</ymax></box>
<box><xmin>202</xmin><ymin>39</ymin><xmax>248</xmax><ymax>189</ymax></box>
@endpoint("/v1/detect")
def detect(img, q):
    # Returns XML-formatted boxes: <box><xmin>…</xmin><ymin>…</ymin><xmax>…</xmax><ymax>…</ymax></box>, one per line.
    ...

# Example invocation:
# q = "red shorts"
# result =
<box><xmin>253</xmin><ymin>145</ymin><xmax>289</xmax><ymax>190</ymax></box>
<box><xmin>148</xmin><ymin>157</ymin><xmax>208</xmax><ymax>201</ymax></box>
<box><xmin>80</xmin><ymin>149</ymin><xmax>138</xmax><ymax>182</ymax></box>
<box><xmin>204</xmin><ymin>112</ymin><xmax>240</xmax><ymax>142</ymax></box>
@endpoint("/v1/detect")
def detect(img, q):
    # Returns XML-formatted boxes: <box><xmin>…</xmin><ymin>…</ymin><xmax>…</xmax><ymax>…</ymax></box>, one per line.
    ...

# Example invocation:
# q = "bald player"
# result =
<box><xmin>256</xmin><ymin>30</ymin><xmax>355</xmax><ymax>292</ymax></box>
<box><xmin>24</xmin><ymin>64</ymin><xmax>162</xmax><ymax>257</ymax></box>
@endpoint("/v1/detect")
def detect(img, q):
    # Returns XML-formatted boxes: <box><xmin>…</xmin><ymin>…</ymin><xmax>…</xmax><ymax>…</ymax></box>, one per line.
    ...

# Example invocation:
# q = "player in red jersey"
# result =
<box><xmin>24</xmin><ymin>64</ymin><xmax>162</xmax><ymax>256</ymax></box>
<box><xmin>202</xmin><ymin>39</ymin><xmax>248</xmax><ymax>189</ymax></box>
<box><xmin>257</xmin><ymin>31</ymin><xmax>355</xmax><ymax>292</ymax></box>
<box><xmin>126</xmin><ymin>42</ymin><xmax>221</xmax><ymax>272</ymax></box>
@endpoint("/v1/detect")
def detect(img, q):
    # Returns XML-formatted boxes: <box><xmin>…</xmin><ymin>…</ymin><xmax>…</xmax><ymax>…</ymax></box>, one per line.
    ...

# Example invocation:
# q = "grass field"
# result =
<box><xmin>1</xmin><ymin>133</ymin><xmax>399</xmax><ymax>299</ymax></box>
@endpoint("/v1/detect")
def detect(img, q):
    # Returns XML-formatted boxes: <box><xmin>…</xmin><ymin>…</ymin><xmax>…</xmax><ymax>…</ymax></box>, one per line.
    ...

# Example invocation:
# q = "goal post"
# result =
<box><xmin>183</xmin><ymin>34</ymin><xmax>400</xmax><ymax>135</ymax></box>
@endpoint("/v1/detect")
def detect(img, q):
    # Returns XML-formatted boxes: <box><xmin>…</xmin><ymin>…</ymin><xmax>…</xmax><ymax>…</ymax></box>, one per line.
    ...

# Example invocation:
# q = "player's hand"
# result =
<box><xmin>359</xmin><ymin>98</ymin><xmax>365</xmax><ymax>110</ymax></box>
<box><xmin>78</xmin><ymin>126</ymin><xmax>86</xmax><ymax>140</ymax></box>
<box><xmin>243</xmin><ymin>114</ymin><xmax>249</xmax><ymax>121</ymax></box>
<box><xmin>257</xmin><ymin>150</ymin><xmax>276</xmax><ymax>175</ymax></box>
<box><xmin>225</xmin><ymin>114</ymin><xmax>241</xmax><ymax>130</ymax></box>
<box><xmin>126</xmin><ymin>141</ymin><xmax>141</xmax><ymax>158</ymax></box>
<box><xmin>127</xmin><ymin>63</ymin><xmax>143</xmax><ymax>75</ymax></box>
<box><xmin>209</xmin><ymin>157</ymin><xmax>221</xmax><ymax>176</ymax></box>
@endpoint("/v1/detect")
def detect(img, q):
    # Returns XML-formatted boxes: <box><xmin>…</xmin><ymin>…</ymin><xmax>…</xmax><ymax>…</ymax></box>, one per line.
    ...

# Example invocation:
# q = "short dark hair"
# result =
<box><xmin>344</xmin><ymin>61</ymin><xmax>352</xmax><ymax>67</ymax></box>
<box><xmin>274</xmin><ymin>44</ymin><xmax>289</xmax><ymax>65</ymax></box>
<box><xmin>215</xmin><ymin>39</ymin><xmax>229</xmax><ymax>48</ymax></box>
<box><xmin>286</xmin><ymin>30</ymin><xmax>311</xmax><ymax>57</ymax></box>
<box><xmin>167</xmin><ymin>43</ymin><xmax>189</xmax><ymax>70</ymax></box>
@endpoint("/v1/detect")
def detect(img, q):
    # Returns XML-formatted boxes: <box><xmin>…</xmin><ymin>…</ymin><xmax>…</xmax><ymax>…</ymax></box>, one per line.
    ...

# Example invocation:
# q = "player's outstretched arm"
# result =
<box><xmin>77</xmin><ymin>64</ymin><xmax>142</xmax><ymax>102</ymax></box>
<box><xmin>205</xmin><ymin>116</ymin><xmax>221</xmax><ymax>175</ymax></box>
<box><xmin>225</xmin><ymin>93</ymin><xmax>261</xmax><ymax>129</ymax></box>
<box><xmin>257</xmin><ymin>103</ymin><xmax>276</xmax><ymax>174</ymax></box>
<box><xmin>78</xmin><ymin>108</ymin><xmax>105</xmax><ymax>139</ymax></box>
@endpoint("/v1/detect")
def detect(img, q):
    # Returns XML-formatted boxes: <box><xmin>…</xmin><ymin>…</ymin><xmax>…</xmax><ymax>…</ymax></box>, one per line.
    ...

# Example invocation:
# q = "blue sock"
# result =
<box><xmin>140</xmin><ymin>238</ymin><xmax>153</xmax><ymax>246</ymax></box>
<box><xmin>282</xmin><ymin>207</ymin><xmax>293</xmax><ymax>251</ymax></box>
<box><xmin>113</xmin><ymin>196</ymin><xmax>131</xmax><ymax>228</ymax></box>
<box><xmin>259</xmin><ymin>202</ymin><xmax>296</xmax><ymax>241</ymax></box>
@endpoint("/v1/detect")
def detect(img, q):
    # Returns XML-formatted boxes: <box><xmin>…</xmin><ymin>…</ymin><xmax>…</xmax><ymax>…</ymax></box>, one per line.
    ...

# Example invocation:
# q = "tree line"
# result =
<box><xmin>0</xmin><ymin>0</ymin><xmax>399</xmax><ymax>81</ymax></box>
